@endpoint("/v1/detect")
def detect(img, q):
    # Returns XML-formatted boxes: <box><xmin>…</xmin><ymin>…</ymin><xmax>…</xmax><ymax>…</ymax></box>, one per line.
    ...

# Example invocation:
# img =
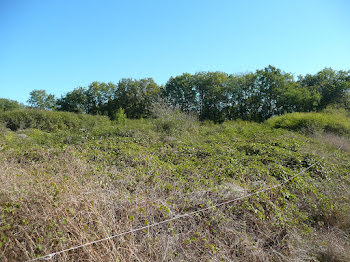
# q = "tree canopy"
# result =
<box><xmin>0</xmin><ymin>98</ymin><xmax>22</xmax><ymax>112</ymax></box>
<box><xmin>16</xmin><ymin>66</ymin><xmax>350</xmax><ymax>122</ymax></box>
<box><xmin>27</xmin><ymin>90</ymin><xmax>56</xmax><ymax>110</ymax></box>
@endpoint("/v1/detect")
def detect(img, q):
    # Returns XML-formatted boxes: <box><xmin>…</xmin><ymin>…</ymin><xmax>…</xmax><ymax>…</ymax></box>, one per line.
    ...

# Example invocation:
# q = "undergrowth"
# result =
<box><xmin>0</xmin><ymin>110</ymin><xmax>349</xmax><ymax>261</ymax></box>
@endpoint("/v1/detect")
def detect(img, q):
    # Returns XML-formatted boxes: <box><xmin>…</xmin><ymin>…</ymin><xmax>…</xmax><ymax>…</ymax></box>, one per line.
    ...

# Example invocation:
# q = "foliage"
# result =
<box><xmin>0</xmin><ymin>109</ymin><xmax>111</xmax><ymax>132</ymax></box>
<box><xmin>0</xmin><ymin>110</ymin><xmax>349</xmax><ymax>261</ymax></box>
<box><xmin>298</xmin><ymin>68</ymin><xmax>350</xmax><ymax>110</ymax></box>
<box><xmin>0</xmin><ymin>98</ymin><xmax>22</xmax><ymax>112</ymax></box>
<box><xmin>162</xmin><ymin>66</ymin><xmax>332</xmax><ymax>122</ymax></box>
<box><xmin>27</xmin><ymin>89</ymin><xmax>56</xmax><ymax>110</ymax></box>
<box><xmin>113</xmin><ymin>107</ymin><xmax>126</xmax><ymax>125</ymax></box>
<box><xmin>57</xmin><ymin>78</ymin><xmax>160</xmax><ymax>119</ymax></box>
<box><xmin>56</xmin><ymin>87</ymin><xmax>89</xmax><ymax>113</ymax></box>
<box><xmin>57</xmin><ymin>82</ymin><xmax>116</xmax><ymax>115</ymax></box>
<box><xmin>266</xmin><ymin>111</ymin><xmax>350</xmax><ymax>136</ymax></box>
<box><xmin>161</xmin><ymin>73</ymin><xmax>198</xmax><ymax>113</ymax></box>
<box><xmin>85</xmin><ymin>81</ymin><xmax>116</xmax><ymax>115</ymax></box>
<box><xmin>112</xmin><ymin>78</ymin><xmax>160</xmax><ymax>118</ymax></box>
<box><xmin>22</xmin><ymin>66</ymin><xmax>350</xmax><ymax>123</ymax></box>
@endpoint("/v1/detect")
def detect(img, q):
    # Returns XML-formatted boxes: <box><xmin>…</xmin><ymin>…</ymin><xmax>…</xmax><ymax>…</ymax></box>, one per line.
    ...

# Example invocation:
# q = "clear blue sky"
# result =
<box><xmin>1</xmin><ymin>0</ymin><xmax>349</xmax><ymax>104</ymax></box>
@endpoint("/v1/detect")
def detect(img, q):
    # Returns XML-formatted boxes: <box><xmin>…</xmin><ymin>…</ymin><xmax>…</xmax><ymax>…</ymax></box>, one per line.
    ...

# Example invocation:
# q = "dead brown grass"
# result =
<box><xmin>1</xmin><ymin>123</ymin><xmax>349</xmax><ymax>261</ymax></box>
<box><xmin>313</xmin><ymin>132</ymin><xmax>350</xmax><ymax>152</ymax></box>
<box><xmin>0</xmin><ymin>147</ymin><xmax>303</xmax><ymax>262</ymax></box>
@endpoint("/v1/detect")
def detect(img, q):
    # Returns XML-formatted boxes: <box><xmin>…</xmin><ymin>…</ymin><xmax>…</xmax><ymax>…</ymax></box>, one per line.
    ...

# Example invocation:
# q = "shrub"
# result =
<box><xmin>0</xmin><ymin>98</ymin><xmax>22</xmax><ymax>112</ymax></box>
<box><xmin>266</xmin><ymin>111</ymin><xmax>350</xmax><ymax>137</ymax></box>
<box><xmin>113</xmin><ymin>108</ymin><xmax>127</xmax><ymax>125</ymax></box>
<box><xmin>0</xmin><ymin>109</ymin><xmax>111</xmax><ymax>132</ymax></box>
<box><xmin>151</xmin><ymin>100</ymin><xmax>198</xmax><ymax>135</ymax></box>
<box><xmin>1</xmin><ymin>113</ymin><xmax>350</xmax><ymax>261</ymax></box>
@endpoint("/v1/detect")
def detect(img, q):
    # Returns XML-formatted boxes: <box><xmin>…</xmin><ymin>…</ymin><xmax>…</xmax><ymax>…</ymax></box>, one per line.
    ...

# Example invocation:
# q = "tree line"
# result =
<box><xmin>2</xmin><ymin>66</ymin><xmax>349</xmax><ymax>122</ymax></box>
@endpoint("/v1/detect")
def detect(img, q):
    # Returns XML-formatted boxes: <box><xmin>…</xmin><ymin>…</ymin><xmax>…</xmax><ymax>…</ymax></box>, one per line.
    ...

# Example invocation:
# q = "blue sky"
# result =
<box><xmin>1</xmin><ymin>0</ymin><xmax>349</xmax><ymax>104</ymax></box>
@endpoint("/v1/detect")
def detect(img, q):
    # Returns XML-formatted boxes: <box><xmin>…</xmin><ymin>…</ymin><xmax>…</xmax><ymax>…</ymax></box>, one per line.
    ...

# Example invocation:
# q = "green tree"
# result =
<box><xmin>163</xmin><ymin>72</ymin><xmax>229</xmax><ymax>122</ymax></box>
<box><xmin>225</xmin><ymin>73</ymin><xmax>256</xmax><ymax>120</ymax></box>
<box><xmin>193</xmin><ymin>72</ymin><xmax>229</xmax><ymax>122</ymax></box>
<box><xmin>277</xmin><ymin>82</ymin><xmax>320</xmax><ymax>113</ymax></box>
<box><xmin>0</xmin><ymin>98</ymin><xmax>22</xmax><ymax>112</ymax></box>
<box><xmin>56</xmin><ymin>87</ymin><xmax>89</xmax><ymax>113</ymax></box>
<box><xmin>113</xmin><ymin>78</ymin><xmax>160</xmax><ymax>118</ymax></box>
<box><xmin>114</xmin><ymin>107</ymin><xmax>126</xmax><ymax>124</ymax></box>
<box><xmin>299</xmin><ymin>68</ymin><xmax>350</xmax><ymax>110</ymax></box>
<box><xmin>163</xmin><ymin>73</ymin><xmax>198</xmax><ymax>113</ymax></box>
<box><xmin>85</xmin><ymin>82</ymin><xmax>116</xmax><ymax>115</ymax></box>
<box><xmin>251</xmin><ymin>65</ymin><xmax>295</xmax><ymax>121</ymax></box>
<box><xmin>27</xmin><ymin>90</ymin><xmax>56</xmax><ymax>110</ymax></box>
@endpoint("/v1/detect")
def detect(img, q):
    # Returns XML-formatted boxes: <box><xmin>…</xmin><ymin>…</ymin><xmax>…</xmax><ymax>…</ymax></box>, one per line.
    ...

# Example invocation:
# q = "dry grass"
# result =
<box><xmin>0</xmin><ymin>148</ymin><xmax>298</xmax><ymax>261</ymax></box>
<box><xmin>293</xmin><ymin>229</ymin><xmax>350</xmax><ymax>262</ymax></box>
<box><xmin>313</xmin><ymin>132</ymin><xmax>350</xmax><ymax>152</ymax></box>
<box><xmin>1</xmin><ymin>116</ymin><xmax>349</xmax><ymax>261</ymax></box>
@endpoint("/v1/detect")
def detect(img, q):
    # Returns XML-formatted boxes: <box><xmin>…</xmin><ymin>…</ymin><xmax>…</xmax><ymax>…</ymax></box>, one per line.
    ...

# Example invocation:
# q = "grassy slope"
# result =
<box><xmin>0</xmin><ymin>111</ymin><xmax>350</xmax><ymax>261</ymax></box>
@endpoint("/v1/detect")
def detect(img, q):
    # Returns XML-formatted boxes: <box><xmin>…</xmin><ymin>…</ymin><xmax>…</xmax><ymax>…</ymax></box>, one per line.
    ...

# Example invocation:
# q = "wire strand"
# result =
<box><xmin>26</xmin><ymin>145</ymin><xmax>343</xmax><ymax>261</ymax></box>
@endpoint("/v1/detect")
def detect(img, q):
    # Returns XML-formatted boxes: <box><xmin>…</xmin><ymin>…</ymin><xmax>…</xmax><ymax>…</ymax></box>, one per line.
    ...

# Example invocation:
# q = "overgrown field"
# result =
<box><xmin>0</xmin><ymin>110</ymin><xmax>349</xmax><ymax>261</ymax></box>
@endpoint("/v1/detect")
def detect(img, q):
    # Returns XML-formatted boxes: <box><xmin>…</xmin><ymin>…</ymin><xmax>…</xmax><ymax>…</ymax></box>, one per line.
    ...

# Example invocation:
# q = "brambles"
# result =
<box><xmin>0</xmin><ymin>110</ymin><xmax>349</xmax><ymax>261</ymax></box>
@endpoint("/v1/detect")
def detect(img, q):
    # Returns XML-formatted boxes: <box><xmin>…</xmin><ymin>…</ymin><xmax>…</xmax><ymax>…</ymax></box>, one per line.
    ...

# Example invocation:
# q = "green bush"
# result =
<box><xmin>113</xmin><ymin>108</ymin><xmax>127</xmax><ymax>125</ymax></box>
<box><xmin>266</xmin><ymin>111</ymin><xmax>350</xmax><ymax>136</ymax></box>
<box><xmin>0</xmin><ymin>109</ymin><xmax>111</xmax><ymax>132</ymax></box>
<box><xmin>0</xmin><ymin>98</ymin><xmax>22</xmax><ymax>112</ymax></box>
<box><xmin>151</xmin><ymin>101</ymin><xmax>198</xmax><ymax>135</ymax></box>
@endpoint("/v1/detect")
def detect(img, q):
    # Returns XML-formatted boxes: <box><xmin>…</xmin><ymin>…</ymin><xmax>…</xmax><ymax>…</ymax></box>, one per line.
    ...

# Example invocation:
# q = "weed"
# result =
<box><xmin>0</xmin><ymin>110</ymin><xmax>349</xmax><ymax>261</ymax></box>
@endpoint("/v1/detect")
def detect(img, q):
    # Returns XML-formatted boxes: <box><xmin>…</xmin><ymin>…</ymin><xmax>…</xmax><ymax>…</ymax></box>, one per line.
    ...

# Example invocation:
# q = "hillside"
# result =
<box><xmin>0</xmin><ymin>110</ymin><xmax>349</xmax><ymax>261</ymax></box>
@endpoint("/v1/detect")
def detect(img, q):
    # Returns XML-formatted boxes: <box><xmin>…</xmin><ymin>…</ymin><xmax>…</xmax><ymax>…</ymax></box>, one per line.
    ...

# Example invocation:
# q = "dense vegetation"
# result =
<box><xmin>0</xmin><ymin>98</ymin><xmax>23</xmax><ymax>112</ymax></box>
<box><xmin>0</xmin><ymin>108</ymin><xmax>349</xmax><ymax>261</ymax></box>
<box><xmin>22</xmin><ymin>66</ymin><xmax>350</xmax><ymax>122</ymax></box>
<box><xmin>0</xmin><ymin>66</ymin><xmax>349</xmax><ymax>261</ymax></box>
<box><xmin>267</xmin><ymin>109</ymin><xmax>350</xmax><ymax>137</ymax></box>
<box><xmin>0</xmin><ymin>109</ymin><xmax>111</xmax><ymax>132</ymax></box>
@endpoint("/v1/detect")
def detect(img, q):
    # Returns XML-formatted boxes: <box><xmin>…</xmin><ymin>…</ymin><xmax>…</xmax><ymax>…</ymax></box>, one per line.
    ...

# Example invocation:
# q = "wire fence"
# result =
<box><xmin>26</xmin><ymin>145</ymin><xmax>343</xmax><ymax>261</ymax></box>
